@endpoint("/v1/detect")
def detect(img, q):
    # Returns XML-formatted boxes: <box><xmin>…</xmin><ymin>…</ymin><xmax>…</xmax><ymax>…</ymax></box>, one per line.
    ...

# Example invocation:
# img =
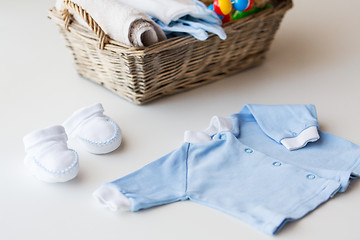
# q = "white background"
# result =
<box><xmin>1</xmin><ymin>0</ymin><xmax>360</xmax><ymax>239</ymax></box>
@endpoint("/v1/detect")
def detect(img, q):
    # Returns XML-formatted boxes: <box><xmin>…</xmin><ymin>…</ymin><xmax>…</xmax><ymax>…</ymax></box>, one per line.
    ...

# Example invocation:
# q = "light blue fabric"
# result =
<box><xmin>155</xmin><ymin>18</ymin><xmax>209</xmax><ymax>41</ymax></box>
<box><xmin>240</xmin><ymin>104</ymin><xmax>319</xmax><ymax>143</ymax></box>
<box><xmin>190</xmin><ymin>0</ymin><xmax>222</xmax><ymax>25</ymax></box>
<box><xmin>154</xmin><ymin>15</ymin><xmax>226</xmax><ymax>41</ymax></box>
<box><xmin>232</xmin><ymin>104</ymin><xmax>360</xmax><ymax>191</ymax></box>
<box><xmin>102</xmin><ymin>104</ymin><xmax>360</xmax><ymax>235</ymax></box>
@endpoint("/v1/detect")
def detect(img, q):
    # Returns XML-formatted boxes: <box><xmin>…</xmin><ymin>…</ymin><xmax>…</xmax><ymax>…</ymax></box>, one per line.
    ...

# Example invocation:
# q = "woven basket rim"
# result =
<box><xmin>48</xmin><ymin>0</ymin><xmax>292</xmax><ymax>54</ymax></box>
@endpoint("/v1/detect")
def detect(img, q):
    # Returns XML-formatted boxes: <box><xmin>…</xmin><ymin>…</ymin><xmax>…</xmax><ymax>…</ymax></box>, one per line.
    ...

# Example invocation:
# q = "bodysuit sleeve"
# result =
<box><xmin>93</xmin><ymin>143</ymin><xmax>190</xmax><ymax>212</ymax></box>
<box><xmin>241</xmin><ymin>104</ymin><xmax>320</xmax><ymax>150</ymax></box>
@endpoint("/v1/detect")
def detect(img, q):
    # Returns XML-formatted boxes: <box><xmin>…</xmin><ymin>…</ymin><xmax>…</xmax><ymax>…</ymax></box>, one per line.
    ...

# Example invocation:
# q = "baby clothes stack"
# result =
<box><xmin>55</xmin><ymin>0</ymin><xmax>226</xmax><ymax>47</ymax></box>
<box><xmin>115</xmin><ymin>0</ymin><xmax>226</xmax><ymax>40</ymax></box>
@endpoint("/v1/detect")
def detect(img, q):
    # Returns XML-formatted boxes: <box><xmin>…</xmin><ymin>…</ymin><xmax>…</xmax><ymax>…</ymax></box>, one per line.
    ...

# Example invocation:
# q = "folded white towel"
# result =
<box><xmin>55</xmin><ymin>0</ymin><xmax>166</xmax><ymax>47</ymax></box>
<box><xmin>114</xmin><ymin>0</ymin><xmax>221</xmax><ymax>25</ymax></box>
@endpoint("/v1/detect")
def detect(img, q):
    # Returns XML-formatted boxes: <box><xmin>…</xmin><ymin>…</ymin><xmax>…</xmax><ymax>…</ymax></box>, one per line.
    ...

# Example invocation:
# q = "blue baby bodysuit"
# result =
<box><xmin>93</xmin><ymin>104</ymin><xmax>360</xmax><ymax>235</ymax></box>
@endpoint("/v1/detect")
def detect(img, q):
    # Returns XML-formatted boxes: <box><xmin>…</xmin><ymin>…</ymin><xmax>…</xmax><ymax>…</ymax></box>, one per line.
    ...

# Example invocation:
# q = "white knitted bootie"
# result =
<box><xmin>23</xmin><ymin>125</ymin><xmax>79</xmax><ymax>183</ymax></box>
<box><xmin>63</xmin><ymin>103</ymin><xmax>122</xmax><ymax>154</ymax></box>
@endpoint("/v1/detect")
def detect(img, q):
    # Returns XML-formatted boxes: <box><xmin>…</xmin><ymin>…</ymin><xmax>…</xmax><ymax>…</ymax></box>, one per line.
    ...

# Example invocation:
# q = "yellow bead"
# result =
<box><xmin>218</xmin><ymin>0</ymin><xmax>232</xmax><ymax>15</ymax></box>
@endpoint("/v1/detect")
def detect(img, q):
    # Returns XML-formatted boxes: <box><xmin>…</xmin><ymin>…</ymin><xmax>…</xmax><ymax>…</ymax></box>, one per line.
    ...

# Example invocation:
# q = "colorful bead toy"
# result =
<box><xmin>208</xmin><ymin>0</ymin><xmax>256</xmax><ymax>24</ymax></box>
<box><xmin>208</xmin><ymin>1</ymin><xmax>232</xmax><ymax>24</ymax></box>
<box><xmin>232</xmin><ymin>0</ymin><xmax>254</xmax><ymax>12</ymax></box>
<box><xmin>213</xmin><ymin>0</ymin><xmax>233</xmax><ymax>16</ymax></box>
<box><xmin>232</xmin><ymin>4</ymin><xmax>270</xmax><ymax>20</ymax></box>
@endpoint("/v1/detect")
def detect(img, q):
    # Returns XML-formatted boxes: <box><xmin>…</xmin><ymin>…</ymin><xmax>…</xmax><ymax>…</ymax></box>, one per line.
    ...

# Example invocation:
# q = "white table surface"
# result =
<box><xmin>1</xmin><ymin>0</ymin><xmax>360</xmax><ymax>239</ymax></box>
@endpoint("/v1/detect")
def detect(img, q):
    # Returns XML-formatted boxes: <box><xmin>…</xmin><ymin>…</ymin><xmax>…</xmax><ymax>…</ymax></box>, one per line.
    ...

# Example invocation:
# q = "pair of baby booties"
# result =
<box><xmin>23</xmin><ymin>103</ymin><xmax>122</xmax><ymax>183</ymax></box>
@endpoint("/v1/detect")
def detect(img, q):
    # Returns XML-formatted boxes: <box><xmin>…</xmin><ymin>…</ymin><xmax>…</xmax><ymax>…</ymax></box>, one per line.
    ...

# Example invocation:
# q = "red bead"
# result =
<box><xmin>222</xmin><ymin>14</ymin><xmax>232</xmax><ymax>24</ymax></box>
<box><xmin>213</xmin><ymin>0</ymin><xmax>225</xmax><ymax>15</ymax></box>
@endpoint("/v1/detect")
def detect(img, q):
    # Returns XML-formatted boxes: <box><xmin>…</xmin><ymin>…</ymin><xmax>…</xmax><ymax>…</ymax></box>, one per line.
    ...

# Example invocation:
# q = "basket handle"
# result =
<box><xmin>60</xmin><ymin>0</ymin><xmax>109</xmax><ymax>49</ymax></box>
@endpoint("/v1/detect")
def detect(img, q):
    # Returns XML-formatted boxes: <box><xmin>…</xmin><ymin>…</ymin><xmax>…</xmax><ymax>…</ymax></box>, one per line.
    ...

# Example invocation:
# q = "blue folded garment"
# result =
<box><xmin>93</xmin><ymin>104</ymin><xmax>360</xmax><ymax>235</ymax></box>
<box><xmin>154</xmin><ymin>15</ymin><xmax>227</xmax><ymax>41</ymax></box>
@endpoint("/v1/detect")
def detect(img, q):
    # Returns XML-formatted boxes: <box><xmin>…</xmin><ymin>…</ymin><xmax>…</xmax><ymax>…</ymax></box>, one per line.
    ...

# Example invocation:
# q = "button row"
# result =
<box><xmin>244</xmin><ymin>148</ymin><xmax>316</xmax><ymax>180</ymax></box>
<box><xmin>271</xmin><ymin>161</ymin><xmax>316</xmax><ymax>179</ymax></box>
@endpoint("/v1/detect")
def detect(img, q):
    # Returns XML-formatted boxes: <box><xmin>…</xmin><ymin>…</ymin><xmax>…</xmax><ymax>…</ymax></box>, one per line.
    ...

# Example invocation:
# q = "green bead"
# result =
<box><xmin>232</xmin><ymin>4</ymin><xmax>271</xmax><ymax>20</ymax></box>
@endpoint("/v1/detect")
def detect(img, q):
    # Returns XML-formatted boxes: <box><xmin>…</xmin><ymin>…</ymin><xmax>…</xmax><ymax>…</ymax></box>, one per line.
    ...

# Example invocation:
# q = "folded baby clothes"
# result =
<box><xmin>23</xmin><ymin>125</ymin><xmax>79</xmax><ymax>183</ymax></box>
<box><xmin>114</xmin><ymin>0</ymin><xmax>220</xmax><ymax>25</ymax></box>
<box><xmin>93</xmin><ymin>104</ymin><xmax>360</xmax><ymax>235</ymax></box>
<box><xmin>155</xmin><ymin>16</ymin><xmax>226</xmax><ymax>41</ymax></box>
<box><xmin>114</xmin><ymin>0</ymin><xmax>226</xmax><ymax>40</ymax></box>
<box><xmin>63</xmin><ymin>103</ymin><xmax>122</xmax><ymax>155</ymax></box>
<box><xmin>55</xmin><ymin>0</ymin><xmax>166</xmax><ymax>47</ymax></box>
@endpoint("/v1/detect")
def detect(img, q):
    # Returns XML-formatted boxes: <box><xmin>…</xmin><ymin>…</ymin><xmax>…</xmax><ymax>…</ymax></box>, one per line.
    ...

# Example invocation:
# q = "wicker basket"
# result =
<box><xmin>48</xmin><ymin>0</ymin><xmax>293</xmax><ymax>104</ymax></box>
